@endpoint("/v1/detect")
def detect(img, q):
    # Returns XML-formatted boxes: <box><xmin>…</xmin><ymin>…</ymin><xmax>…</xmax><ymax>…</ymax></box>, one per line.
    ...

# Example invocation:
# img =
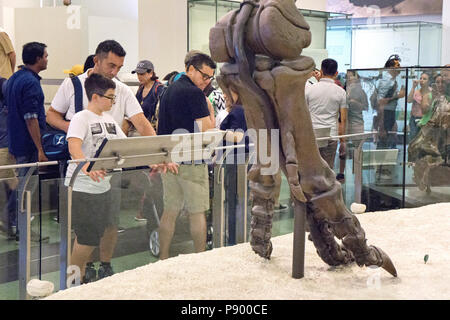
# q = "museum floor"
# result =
<box><xmin>47</xmin><ymin>202</ymin><xmax>450</xmax><ymax>300</ymax></box>
<box><xmin>1</xmin><ymin>149</ymin><xmax>449</xmax><ymax>299</ymax></box>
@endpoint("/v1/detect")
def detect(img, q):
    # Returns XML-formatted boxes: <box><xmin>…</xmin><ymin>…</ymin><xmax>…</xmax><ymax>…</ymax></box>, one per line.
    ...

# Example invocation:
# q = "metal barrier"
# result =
<box><xmin>0</xmin><ymin>131</ymin><xmax>384</xmax><ymax>298</ymax></box>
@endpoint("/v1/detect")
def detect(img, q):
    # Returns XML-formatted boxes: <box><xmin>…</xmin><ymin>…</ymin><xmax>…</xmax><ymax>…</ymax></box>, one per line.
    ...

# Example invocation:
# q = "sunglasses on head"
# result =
<box><xmin>388</xmin><ymin>54</ymin><xmax>401</xmax><ymax>62</ymax></box>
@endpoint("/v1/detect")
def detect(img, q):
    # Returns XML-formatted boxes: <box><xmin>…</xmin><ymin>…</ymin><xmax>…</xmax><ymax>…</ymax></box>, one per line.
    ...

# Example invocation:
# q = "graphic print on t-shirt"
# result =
<box><xmin>90</xmin><ymin>123</ymin><xmax>103</xmax><ymax>135</ymax></box>
<box><xmin>105</xmin><ymin>123</ymin><xmax>117</xmax><ymax>135</ymax></box>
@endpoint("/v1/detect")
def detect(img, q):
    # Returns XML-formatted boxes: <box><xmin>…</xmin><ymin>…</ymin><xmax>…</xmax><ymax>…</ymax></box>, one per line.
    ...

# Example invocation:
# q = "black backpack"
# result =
<box><xmin>42</xmin><ymin>76</ymin><xmax>83</xmax><ymax>161</ymax></box>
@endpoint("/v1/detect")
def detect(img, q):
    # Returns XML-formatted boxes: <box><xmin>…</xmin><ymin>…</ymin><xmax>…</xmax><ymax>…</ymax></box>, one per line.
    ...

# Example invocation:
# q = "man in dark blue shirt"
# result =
<box><xmin>6</xmin><ymin>42</ymin><xmax>48</xmax><ymax>163</ymax></box>
<box><xmin>4</xmin><ymin>42</ymin><xmax>49</xmax><ymax>241</ymax></box>
<box><xmin>157</xmin><ymin>53</ymin><xmax>216</xmax><ymax>260</ymax></box>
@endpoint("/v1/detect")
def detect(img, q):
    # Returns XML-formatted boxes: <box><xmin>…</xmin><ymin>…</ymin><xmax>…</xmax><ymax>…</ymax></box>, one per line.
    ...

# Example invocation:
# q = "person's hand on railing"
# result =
<box><xmin>38</xmin><ymin>149</ymin><xmax>49</xmax><ymax>163</ymax></box>
<box><xmin>150</xmin><ymin>162</ymin><xmax>179</xmax><ymax>174</ymax></box>
<box><xmin>82</xmin><ymin>164</ymin><xmax>106</xmax><ymax>183</ymax></box>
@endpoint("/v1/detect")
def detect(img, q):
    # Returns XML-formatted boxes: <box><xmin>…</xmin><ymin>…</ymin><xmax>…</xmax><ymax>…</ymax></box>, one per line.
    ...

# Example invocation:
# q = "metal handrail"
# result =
<box><xmin>315</xmin><ymin>131</ymin><xmax>376</xmax><ymax>141</ymax></box>
<box><xmin>0</xmin><ymin>144</ymin><xmax>253</xmax><ymax>172</ymax></box>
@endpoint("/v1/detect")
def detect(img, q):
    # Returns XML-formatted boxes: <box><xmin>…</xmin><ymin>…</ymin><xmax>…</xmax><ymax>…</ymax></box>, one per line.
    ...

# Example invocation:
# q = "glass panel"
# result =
<box><xmin>0</xmin><ymin>172</ymin><xmax>20</xmax><ymax>300</ymax></box>
<box><xmin>351</xmin><ymin>22</ymin><xmax>443</xmax><ymax>69</ymax></box>
<box><xmin>327</xmin><ymin>20</ymin><xmax>353</xmax><ymax>74</ymax></box>
<box><xmin>65</xmin><ymin>168</ymin><xmax>161</xmax><ymax>286</ymax></box>
<box><xmin>272</xmin><ymin>173</ymin><xmax>294</xmax><ymax>237</ymax></box>
<box><xmin>344</xmin><ymin>67</ymin><xmax>444</xmax><ymax>212</ymax></box>
<box><xmin>117</xmin><ymin>168</ymin><xmax>164</xmax><ymax>267</ymax></box>
<box><xmin>188</xmin><ymin>0</ymin><xmax>218</xmax><ymax>53</ymax></box>
<box><xmin>38</xmin><ymin>173</ymin><xmax>64</xmax><ymax>296</ymax></box>
<box><xmin>405</xmin><ymin>66</ymin><xmax>450</xmax><ymax>206</ymax></box>
<box><xmin>418</xmin><ymin>23</ymin><xmax>442</xmax><ymax>66</ymax></box>
<box><xmin>0</xmin><ymin>169</ymin><xmax>43</xmax><ymax>300</ymax></box>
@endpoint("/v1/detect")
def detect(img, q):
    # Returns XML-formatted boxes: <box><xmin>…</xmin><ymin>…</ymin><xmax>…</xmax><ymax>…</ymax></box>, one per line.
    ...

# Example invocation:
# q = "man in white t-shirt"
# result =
<box><xmin>66</xmin><ymin>73</ymin><xmax>126</xmax><ymax>283</ymax></box>
<box><xmin>306</xmin><ymin>58</ymin><xmax>347</xmax><ymax>170</ymax></box>
<box><xmin>47</xmin><ymin>40</ymin><xmax>155</xmax><ymax>281</ymax></box>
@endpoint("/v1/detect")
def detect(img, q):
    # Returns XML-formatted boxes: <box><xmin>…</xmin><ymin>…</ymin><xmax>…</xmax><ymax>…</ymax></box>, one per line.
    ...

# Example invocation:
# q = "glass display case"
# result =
<box><xmin>339</xmin><ymin>21</ymin><xmax>443</xmax><ymax>69</ymax></box>
<box><xmin>343</xmin><ymin>66</ymin><xmax>450</xmax><ymax>212</ymax></box>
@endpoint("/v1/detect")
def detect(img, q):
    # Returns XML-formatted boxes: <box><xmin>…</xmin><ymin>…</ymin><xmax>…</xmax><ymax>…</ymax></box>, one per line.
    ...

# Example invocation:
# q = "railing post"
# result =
<box><xmin>18</xmin><ymin>166</ymin><xmax>36</xmax><ymax>300</ymax></box>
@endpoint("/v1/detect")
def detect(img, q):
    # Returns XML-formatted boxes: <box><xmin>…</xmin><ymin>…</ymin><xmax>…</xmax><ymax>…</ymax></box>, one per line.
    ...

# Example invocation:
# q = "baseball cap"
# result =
<box><xmin>63</xmin><ymin>64</ymin><xmax>84</xmax><ymax>76</ymax></box>
<box><xmin>132</xmin><ymin>60</ymin><xmax>154</xmax><ymax>74</ymax></box>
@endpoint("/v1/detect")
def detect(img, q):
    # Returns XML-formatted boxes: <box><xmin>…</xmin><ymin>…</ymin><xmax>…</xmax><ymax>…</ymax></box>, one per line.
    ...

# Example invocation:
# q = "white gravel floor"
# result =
<box><xmin>46</xmin><ymin>203</ymin><xmax>450</xmax><ymax>300</ymax></box>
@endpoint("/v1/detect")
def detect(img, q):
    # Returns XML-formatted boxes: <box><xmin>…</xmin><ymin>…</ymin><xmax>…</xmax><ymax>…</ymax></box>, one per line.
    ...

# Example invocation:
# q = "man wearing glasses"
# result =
<box><xmin>47</xmin><ymin>40</ymin><xmax>155</xmax><ymax>282</ymax></box>
<box><xmin>157</xmin><ymin>53</ymin><xmax>216</xmax><ymax>260</ymax></box>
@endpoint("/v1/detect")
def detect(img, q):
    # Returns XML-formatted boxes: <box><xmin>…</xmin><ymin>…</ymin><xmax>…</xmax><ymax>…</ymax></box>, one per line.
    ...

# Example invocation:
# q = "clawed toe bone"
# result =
<box><xmin>372</xmin><ymin>246</ymin><xmax>398</xmax><ymax>277</ymax></box>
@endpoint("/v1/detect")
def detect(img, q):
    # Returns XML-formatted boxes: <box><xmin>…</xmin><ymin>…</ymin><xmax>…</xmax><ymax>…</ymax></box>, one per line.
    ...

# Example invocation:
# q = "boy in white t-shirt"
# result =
<box><xmin>66</xmin><ymin>73</ymin><xmax>126</xmax><ymax>284</ymax></box>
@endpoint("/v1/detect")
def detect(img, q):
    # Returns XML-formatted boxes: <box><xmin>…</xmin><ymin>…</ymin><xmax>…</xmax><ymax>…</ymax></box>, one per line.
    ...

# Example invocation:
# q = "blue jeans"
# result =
<box><xmin>5</xmin><ymin>152</ymin><xmax>38</xmax><ymax>228</ymax></box>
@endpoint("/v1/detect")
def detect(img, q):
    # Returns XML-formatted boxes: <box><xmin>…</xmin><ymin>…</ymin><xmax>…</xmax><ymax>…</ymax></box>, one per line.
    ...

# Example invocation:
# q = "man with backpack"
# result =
<box><xmin>4</xmin><ymin>42</ymin><xmax>49</xmax><ymax>241</ymax></box>
<box><xmin>46</xmin><ymin>40</ymin><xmax>155</xmax><ymax>282</ymax></box>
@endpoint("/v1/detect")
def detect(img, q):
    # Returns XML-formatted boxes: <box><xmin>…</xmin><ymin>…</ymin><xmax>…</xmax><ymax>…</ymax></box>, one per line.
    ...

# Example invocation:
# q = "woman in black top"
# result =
<box><xmin>124</xmin><ymin>60</ymin><xmax>165</xmax><ymax>136</ymax></box>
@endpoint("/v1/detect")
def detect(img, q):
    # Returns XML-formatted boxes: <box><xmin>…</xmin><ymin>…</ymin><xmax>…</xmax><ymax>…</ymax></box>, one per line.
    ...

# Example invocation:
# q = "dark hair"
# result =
<box><xmin>384</xmin><ymin>54</ymin><xmax>401</xmax><ymax>68</ymax></box>
<box><xmin>321</xmin><ymin>58</ymin><xmax>338</xmax><ymax>76</ymax></box>
<box><xmin>85</xmin><ymin>73</ymin><xmax>116</xmax><ymax>101</ymax></box>
<box><xmin>150</xmin><ymin>71</ymin><xmax>159</xmax><ymax>81</ymax></box>
<box><xmin>83</xmin><ymin>54</ymin><xmax>95</xmax><ymax>72</ymax></box>
<box><xmin>186</xmin><ymin>53</ymin><xmax>217</xmax><ymax>72</ymax></box>
<box><xmin>163</xmin><ymin>71</ymin><xmax>179</xmax><ymax>81</ymax></box>
<box><xmin>22</xmin><ymin>42</ymin><xmax>47</xmax><ymax>65</ymax></box>
<box><xmin>95</xmin><ymin>40</ymin><xmax>126</xmax><ymax>60</ymax></box>
<box><xmin>163</xmin><ymin>71</ymin><xmax>179</xmax><ymax>85</ymax></box>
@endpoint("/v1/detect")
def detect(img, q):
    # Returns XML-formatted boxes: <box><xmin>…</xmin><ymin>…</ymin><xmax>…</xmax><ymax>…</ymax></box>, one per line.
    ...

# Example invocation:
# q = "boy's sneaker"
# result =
<box><xmin>98</xmin><ymin>262</ymin><xmax>114</xmax><ymax>279</ymax></box>
<box><xmin>83</xmin><ymin>262</ymin><xmax>97</xmax><ymax>284</ymax></box>
<box><xmin>274</xmin><ymin>203</ymin><xmax>288</xmax><ymax>212</ymax></box>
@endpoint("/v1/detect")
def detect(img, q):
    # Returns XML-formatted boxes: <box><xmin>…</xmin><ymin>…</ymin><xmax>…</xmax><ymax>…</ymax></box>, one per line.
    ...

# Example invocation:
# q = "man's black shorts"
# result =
<box><xmin>72</xmin><ymin>190</ymin><xmax>110</xmax><ymax>246</ymax></box>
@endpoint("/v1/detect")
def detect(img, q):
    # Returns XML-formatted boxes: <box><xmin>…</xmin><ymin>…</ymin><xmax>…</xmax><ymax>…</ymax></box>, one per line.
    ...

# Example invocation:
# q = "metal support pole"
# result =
<box><xmin>18</xmin><ymin>188</ymin><xmax>33</xmax><ymax>300</ymax></box>
<box><xmin>212</xmin><ymin>166</ymin><xmax>225</xmax><ymax>248</ymax></box>
<box><xmin>292</xmin><ymin>201</ymin><xmax>306</xmax><ymax>279</ymax></box>
<box><xmin>353</xmin><ymin>138</ymin><xmax>368</xmax><ymax>204</ymax></box>
<box><xmin>236</xmin><ymin>163</ymin><xmax>248</xmax><ymax>244</ymax></box>
<box><xmin>18</xmin><ymin>191</ymin><xmax>32</xmax><ymax>300</ymax></box>
<box><xmin>18</xmin><ymin>165</ymin><xmax>36</xmax><ymax>300</ymax></box>
<box><xmin>60</xmin><ymin>162</ymin><xmax>85</xmax><ymax>290</ymax></box>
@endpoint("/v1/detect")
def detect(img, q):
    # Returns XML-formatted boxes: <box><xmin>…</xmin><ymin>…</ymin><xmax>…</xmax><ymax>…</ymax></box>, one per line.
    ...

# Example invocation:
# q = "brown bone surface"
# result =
<box><xmin>210</xmin><ymin>0</ymin><xmax>397</xmax><ymax>276</ymax></box>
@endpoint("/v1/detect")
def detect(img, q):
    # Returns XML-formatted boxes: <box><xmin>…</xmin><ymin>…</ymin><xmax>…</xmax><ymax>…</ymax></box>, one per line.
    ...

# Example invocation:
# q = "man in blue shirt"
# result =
<box><xmin>6</xmin><ymin>42</ymin><xmax>48</xmax><ymax>163</ymax></box>
<box><xmin>4</xmin><ymin>42</ymin><xmax>49</xmax><ymax>241</ymax></box>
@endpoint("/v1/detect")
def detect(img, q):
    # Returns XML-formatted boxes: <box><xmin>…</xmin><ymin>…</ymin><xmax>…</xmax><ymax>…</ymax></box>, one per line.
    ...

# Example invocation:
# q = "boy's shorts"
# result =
<box><xmin>161</xmin><ymin>164</ymin><xmax>210</xmax><ymax>214</ymax></box>
<box><xmin>72</xmin><ymin>190</ymin><xmax>110</xmax><ymax>246</ymax></box>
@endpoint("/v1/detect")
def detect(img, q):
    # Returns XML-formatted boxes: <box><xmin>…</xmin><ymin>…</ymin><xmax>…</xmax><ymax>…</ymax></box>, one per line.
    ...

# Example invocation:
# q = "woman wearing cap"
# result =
<box><xmin>126</xmin><ymin>60</ymin><xmax>166</xmax><ymax>222</ymax></box>
<box><xmin>123</xmin><ymin>60</ymin><xmax>165</xmax><ymax>136</ymax></box>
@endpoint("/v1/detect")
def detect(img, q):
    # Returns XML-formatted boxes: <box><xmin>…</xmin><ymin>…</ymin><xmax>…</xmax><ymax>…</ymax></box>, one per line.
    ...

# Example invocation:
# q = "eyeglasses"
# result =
<box><xmin>194</xmin><ymin>67</ymin><xmax>215</xmax><ymax>82</ymax></box>
<box><xmin>99</xmin><ymin>94</ymin><xmax>116</xmax><ymax>104</ymax></box>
